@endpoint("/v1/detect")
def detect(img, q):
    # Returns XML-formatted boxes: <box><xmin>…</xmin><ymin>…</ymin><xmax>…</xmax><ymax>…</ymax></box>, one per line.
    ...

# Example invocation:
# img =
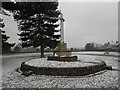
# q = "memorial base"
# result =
<box><xmin>47</xmin><ymin>56</ymin><xmax>77</xmax><ymax>62</ymax></box>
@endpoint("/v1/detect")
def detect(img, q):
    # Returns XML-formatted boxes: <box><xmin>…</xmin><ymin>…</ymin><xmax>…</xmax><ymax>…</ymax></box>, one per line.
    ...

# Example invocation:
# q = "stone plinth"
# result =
<box><xmin>57</xmin><ymin>42</ymin><xmax>67</xmax><ymax>51</ymax></box>
<box><xmin>50</xmin><ymin>42</ymin><xmax>77</xmax><ymax>61</ymax></box>
<box><xmin>47</xmin><ymin>56</ymin><xmax>77</xmax><ymax>62</ymax></box>
<box><xmin>53</xmin><ymin>42</ymin><xmax>71</xmax><ymax>57</ymax></box>
<box><xmin>53</xmin><ymin>50</ymin><xmax>71</xmax><ymax>57</ymax></box>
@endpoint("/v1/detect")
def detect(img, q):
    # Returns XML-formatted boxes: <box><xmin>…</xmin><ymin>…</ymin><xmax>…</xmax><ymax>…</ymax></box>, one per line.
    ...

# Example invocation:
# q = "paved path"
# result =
<box><xmin>2</xmin><ymin>53</ymin><xmax>41</xmax><ymax>74</ymax></box>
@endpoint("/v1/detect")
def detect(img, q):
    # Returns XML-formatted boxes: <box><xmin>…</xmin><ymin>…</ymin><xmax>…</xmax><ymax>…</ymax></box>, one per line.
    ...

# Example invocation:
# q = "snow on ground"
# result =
<box><xmin>2</xmin><ymin>69</ymin><xmax>118</xmax><ymax>88</ymax></box>
<box><xmin>2</xmin><ymin>52</ymin><xmax>119</xmax><ymax>88</ymax></box>
<box><xmin>72</xmin><ymin>51</ymin><xmax>119</xmax><ymax>56</ymax></box>
<box><xmin>25</xmin><ymin>58</ymin><xmax>99</xmax><ymax>68</ymax></box>
<box><xmin>2</xmin><ymin>52</ymin><xmax>51</xmax><ymax>58</ymax></box>
<box><xmin>75</xmin><ymin>54</ymin><xmax>118</xmax><ymax>69</ymax></box>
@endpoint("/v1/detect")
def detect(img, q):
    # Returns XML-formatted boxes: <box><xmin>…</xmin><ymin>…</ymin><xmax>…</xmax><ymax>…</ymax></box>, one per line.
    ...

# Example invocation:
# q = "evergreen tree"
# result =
<box><xmin>0</xmin><ymin>19</ymin><xmax>3</xmax><ymax>54</ymax></box>
<box><xmin>0</xmin><ymin>18</ymin><xmax>14</xmax><ymax>54</ymax></box>
<box><xmin>2</xmin><ymin>2</ymin><xmax>61</xmax><ymax>57</ymax></box>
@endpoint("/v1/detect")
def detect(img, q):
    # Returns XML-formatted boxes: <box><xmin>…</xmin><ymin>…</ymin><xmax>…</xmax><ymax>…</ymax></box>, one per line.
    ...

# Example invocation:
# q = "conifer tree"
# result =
<box><xmin>2</xmin><ymin>1</ymin><xmax>61</xmax><ymax>57</ymax></box>
<box><xmin>0</xmin><ymin>18</ymin><xmax>14</xmax><ymax>54</ymax></box>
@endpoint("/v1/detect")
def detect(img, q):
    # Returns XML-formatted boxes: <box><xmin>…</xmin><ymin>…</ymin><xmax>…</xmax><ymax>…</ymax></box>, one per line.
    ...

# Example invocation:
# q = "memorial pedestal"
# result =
<box><xmin>47</xmin><ymin>56</ymin><xmax>77</xmax><ymax>62</ymax></box>
<box><xmin>46</xmin><ymin>13</ymin><xmax>78</xmax><ymax>62</ymax></box>
<box><xmin>48</xmin><ymin>42</ymin><xmax>77</xmax><ymax>62</ymax></box>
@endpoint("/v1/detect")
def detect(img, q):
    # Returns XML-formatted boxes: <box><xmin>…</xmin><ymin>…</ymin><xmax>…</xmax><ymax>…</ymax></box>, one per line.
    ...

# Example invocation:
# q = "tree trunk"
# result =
<box><xmin>40</xmin><ymin>44</ymin><xmax>44</xmax><ymax>58</ymax></box>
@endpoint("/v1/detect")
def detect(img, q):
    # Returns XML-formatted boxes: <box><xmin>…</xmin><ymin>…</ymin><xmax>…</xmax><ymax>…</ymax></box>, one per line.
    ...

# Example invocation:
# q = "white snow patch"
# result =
<box><xmin>2</xmin><ymin>70</ymin><xmax>118</xmax><ymax>88</ymax></box>
<box><xmin>2</xmin><ymin>52</ymin><xmax>119</xmax><ymax>88</ymax></box>
<box><xmin>25</xmin><ymin>58</ymin><xmax>98</xmax><ymax>68</ymax></box>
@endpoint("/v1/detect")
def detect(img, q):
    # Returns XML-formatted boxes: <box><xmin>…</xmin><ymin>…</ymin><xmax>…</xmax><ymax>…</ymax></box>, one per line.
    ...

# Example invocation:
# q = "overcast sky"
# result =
<box><xmin>2</xmin><ymin>1</ymin><xmax>118</xmax><ymax>48</ymax></box>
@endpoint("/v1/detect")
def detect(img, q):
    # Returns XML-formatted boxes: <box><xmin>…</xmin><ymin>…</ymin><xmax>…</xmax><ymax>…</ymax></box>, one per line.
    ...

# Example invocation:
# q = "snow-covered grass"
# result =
<box><xmin>72</xmin><ymin>51</ymin><xmax>119</xmax><ymax>57</ymax></box>
<box><xmin>2</xmin><ymin>52</ymin><xmax>52</xmax><ymax>58</ymax></box>
<box><xmin>25</xmin><ymin>58</ymin><xmax>99</xmax><ymax>68</ymax></box>
<box><xmin>2</xmin><ymin>52</ymin><xmax>119</xmax><ymax>88</ymax></box>
<box><xmin>76</xmin><ymin>54</ymin><xmax>118</xmax><ymax>69</ymax></box>
<box><xmin>2</xmin><ymin>69</ymin><xmax>118</xmax><ymax>88</ymax></box>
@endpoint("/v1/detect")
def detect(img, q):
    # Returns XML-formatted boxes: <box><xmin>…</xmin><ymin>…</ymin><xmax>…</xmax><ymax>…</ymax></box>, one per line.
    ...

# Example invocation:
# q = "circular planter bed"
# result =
<box><xmin>20</xmin><ymin>58</ymin><xmax>110</xmax><ymax>76</ymax></box>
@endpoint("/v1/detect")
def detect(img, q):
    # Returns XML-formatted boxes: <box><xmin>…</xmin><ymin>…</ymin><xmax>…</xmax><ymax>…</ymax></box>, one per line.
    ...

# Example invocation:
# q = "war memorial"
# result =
<box><xmin>20</xmin><ymin>13</ymin><xmax>112</xmax><ymax>76</ymax></box>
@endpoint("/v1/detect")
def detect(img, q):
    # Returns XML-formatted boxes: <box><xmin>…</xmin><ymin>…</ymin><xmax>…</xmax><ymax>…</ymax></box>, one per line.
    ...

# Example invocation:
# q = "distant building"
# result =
<box><xmin>11</xmin><ymin>43</ymin><xmax>40</xmax><ymax>53</ymax></box>
<box><xmin>11</xmin><ymin>43</ymin><xmax>22</xmax><ymax>53</ymax></box>
<box><xmin>21</xmin><ymin>46</ymin><xmax>38</xmax><ymax>53</ymax></box>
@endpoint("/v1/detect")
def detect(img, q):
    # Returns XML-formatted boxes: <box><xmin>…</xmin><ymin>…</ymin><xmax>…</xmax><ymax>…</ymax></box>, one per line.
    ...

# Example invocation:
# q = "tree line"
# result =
<box><xmin>85</xmin><ymin>41</ymin><xmax>119</xmax><ymax>52</ymax></box>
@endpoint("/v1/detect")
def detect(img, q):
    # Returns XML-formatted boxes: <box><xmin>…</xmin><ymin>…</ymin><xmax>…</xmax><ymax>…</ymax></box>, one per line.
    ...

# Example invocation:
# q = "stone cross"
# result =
<box><xmin>59</xmin><ymin>13</ymin><xmax>65</xmax><ymax>43</ymax></box>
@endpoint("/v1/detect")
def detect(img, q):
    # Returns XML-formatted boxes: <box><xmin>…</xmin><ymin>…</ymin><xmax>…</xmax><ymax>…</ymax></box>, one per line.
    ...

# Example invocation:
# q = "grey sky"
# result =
<box><xmin>58</xmin><ymin>2</ymin><xmax>118</xmax><ymax>48</ymax></box>
<box><xmin>2</xmin><ymin>2</ymin><xmax>118</xmax><ymax>48</ymax></box>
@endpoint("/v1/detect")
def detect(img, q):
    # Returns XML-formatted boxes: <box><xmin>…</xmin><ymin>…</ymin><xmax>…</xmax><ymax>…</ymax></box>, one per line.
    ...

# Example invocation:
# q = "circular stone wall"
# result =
<box><xmin>20</xmin><ymin>58</ymin><xmax>109</xmax><ymax>76</ymax></box>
